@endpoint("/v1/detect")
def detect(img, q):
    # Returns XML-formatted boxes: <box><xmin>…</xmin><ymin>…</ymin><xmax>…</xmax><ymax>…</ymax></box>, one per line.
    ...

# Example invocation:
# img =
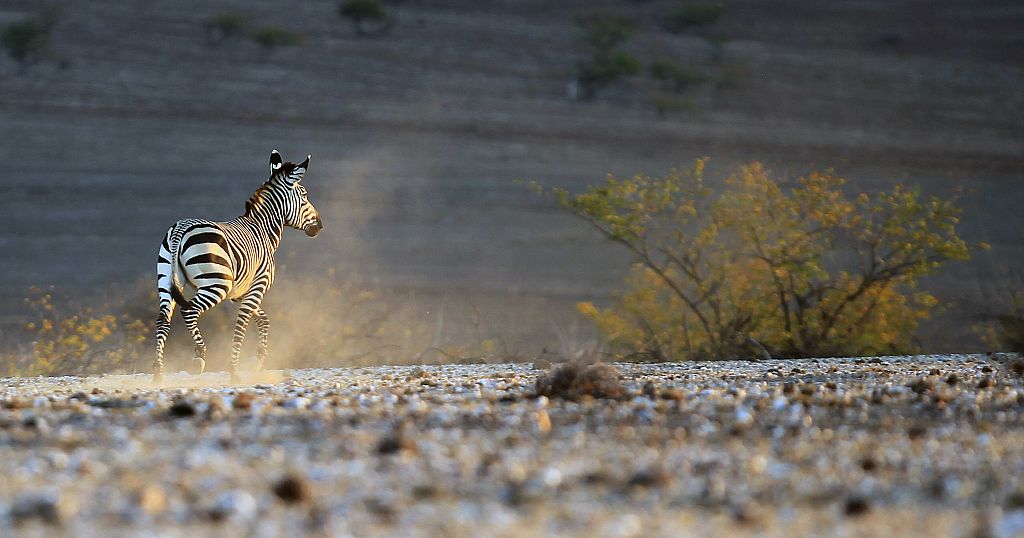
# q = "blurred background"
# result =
<box><xmin>0</xmin><ymin>0</ymin><xmax>1021</xmax><ymax>372</ymax></box>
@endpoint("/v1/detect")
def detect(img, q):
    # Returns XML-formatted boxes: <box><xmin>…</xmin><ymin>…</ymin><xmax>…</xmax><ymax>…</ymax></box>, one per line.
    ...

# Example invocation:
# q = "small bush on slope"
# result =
<box><xmin>540</xmin><ymin>160</ymin><xmax>974</xmax><ymax>360</ymax></box>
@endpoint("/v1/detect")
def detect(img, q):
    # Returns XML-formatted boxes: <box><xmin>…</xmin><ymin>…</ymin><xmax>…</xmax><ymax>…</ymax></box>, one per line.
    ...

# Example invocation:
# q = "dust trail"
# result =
<box><xmin>21</xmin><ymin>370</ymin><xmax>288</xmax><ymax>393</ymax></box>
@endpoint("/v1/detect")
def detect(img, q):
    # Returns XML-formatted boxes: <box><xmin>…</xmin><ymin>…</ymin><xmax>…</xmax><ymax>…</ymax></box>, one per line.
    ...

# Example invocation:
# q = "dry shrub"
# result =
<box><xmin>534</xmin><ymin>361</ymin><xmax>624</xmax><ymax>400</ymax></box>
<box><xmin>0</xmin><ymin>282</ymin><xmax>152</xmax><ymax>376</ymax></box>
<box><xmin>541</xmin><ymin>160</ymin><xmax>975</xmax><ymax>360</ymax></box>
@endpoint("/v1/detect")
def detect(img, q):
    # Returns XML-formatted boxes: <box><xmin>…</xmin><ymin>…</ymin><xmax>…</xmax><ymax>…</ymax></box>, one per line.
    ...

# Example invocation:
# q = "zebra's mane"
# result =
<box><xmin>244</xmin><ymin>163</ymin><xmax>300</xmax><ymax>216</ymax></box>
<box><xmin>244</xmin><ymin>181</ymin><xmax>276</xmax><ymax>216</ymax></box>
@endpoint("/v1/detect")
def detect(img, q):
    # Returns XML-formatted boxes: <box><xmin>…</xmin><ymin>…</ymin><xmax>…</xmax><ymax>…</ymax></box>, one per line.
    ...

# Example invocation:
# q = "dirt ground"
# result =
<box><xmin>3</xmin><ymin>355</ymin><xmax>1024</xmax><ymax>536</ymax></box>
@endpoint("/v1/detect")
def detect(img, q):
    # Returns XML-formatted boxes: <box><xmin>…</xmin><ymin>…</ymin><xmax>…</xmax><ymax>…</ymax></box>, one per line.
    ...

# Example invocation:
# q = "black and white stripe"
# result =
<box><xmin>153</xmin><ymin>150</ymin><xmax>323</xmax><ymax>382</ymax></box>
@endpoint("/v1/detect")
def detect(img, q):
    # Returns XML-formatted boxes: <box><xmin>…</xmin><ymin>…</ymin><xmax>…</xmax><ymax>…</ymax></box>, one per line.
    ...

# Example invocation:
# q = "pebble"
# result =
<box><xmin>272</xmin><ymin>473</ymin><xmax>311</xmax><ymax>504</ymax></box>
<box><xmin>283</xmin><ymin>396</ymin><xmax>309</xmax><ymax>409</ymax></box>
<box><xmin>10</xmin><ymin>491</ymin><xmax>72</xmax><ymax>525</ymax></box>
<box><xmin>209</xmin><ymin>490</ymin><xmax>257</xmax><ymax>522</ymax></box>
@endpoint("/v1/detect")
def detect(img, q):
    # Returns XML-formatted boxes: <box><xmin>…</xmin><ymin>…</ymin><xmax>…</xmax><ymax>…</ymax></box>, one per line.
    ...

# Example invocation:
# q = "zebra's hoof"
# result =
<box><xmin>254</xmin><ymin>357</ymin><xmax>265</xmax><ymax>372</ymax></box>
<box><xmin>192</xmin><ymin>357</ymin><xmax>206</xmax><ymax>374</ymax></box>
<box><xmin>153</xmin><ymin>373</ymin><xmax>163</xmax><ymax>385</ymax></box>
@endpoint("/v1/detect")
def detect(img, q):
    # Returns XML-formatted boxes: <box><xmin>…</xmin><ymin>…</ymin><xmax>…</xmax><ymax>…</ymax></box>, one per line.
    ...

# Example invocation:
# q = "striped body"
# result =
<box><xmin>159</xmin><ymin>217</ymin><xmax>278</xmax><ymax>308</ymax></box>
<box><xmin>153</xmin><ymin>151</ymin><xmax>322</xmax><ymax>383</ymax></box>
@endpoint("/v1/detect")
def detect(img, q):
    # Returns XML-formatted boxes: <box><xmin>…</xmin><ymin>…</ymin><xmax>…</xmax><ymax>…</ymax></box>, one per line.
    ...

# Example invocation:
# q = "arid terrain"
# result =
<box><xmin>3</xmin><ymin>355</ymin><xmax>1024</xmax><ymax>536</ymax></box>
<box><xmin>3</xmin><ymin>3</ymin><xmax>1024</xmax><ymax>535</ymax></box>
<box><xmin>0</xmin><ymin>0</ymin><xmax>1022</xmax><ymax>357</ymax></box>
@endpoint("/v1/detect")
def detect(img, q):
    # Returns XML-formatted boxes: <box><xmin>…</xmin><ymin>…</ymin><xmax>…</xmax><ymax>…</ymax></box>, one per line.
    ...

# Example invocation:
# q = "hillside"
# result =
<box><xmin>0</xmin><ymin>0</ymin><xmax>1022</xmax><ymax>358</ymax></box>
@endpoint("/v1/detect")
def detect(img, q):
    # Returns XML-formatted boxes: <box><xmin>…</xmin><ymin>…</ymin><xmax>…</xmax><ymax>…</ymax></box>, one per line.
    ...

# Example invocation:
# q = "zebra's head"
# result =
<box><xmin>268</xmin><ymin>150</ymin><xmax>323</xmax><ymax>237</ymax></box>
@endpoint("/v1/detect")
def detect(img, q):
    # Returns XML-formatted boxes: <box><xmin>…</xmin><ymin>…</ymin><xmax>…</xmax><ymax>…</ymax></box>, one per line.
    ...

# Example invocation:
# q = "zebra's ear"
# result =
<box><xmin>286</xmin><ymin>154</ymin><xmax>311</xmax><ymax>185</ymax></box>
<box><xmin>269</xmin><ymin>150</ymin><xmax>283</xmax><ymax>175</ymax></box>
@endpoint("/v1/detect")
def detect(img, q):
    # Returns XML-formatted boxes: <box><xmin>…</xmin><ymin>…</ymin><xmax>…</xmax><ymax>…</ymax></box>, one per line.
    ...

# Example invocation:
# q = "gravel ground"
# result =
<box><xmin>3</xmin><ymin>355</ymin><xmax>1024</xmax><ymax>537</ymax></box>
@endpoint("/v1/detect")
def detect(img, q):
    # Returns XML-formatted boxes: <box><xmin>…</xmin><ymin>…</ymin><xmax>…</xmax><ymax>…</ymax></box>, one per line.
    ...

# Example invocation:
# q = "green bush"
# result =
<box><xmin>578</xmin><ymin>51</ymin><xmax>642</xmax><ymax>99</ymax></box>
<box><xmin>540</xmin><ymin>160</ymin><xmax>973</xmax><ymax>360</ymax></box>
<box><xmin>339</xmin><ymin>0</ymin><xmax>393</xmax><ymax>36</ymax></box>
<box><xmin>2</xmin><ymin>19</ymin><xmax>50</xmax><ymax>67</ymax></box>
<box><xmin>574</xmin><ymin>12</ymin><xmax>640</xmax><ymax>100</ymax></box>
<box><xmin>250</xmin><ymin>27</ymin><xmax>304</xmax><ymax>51</ymax></box>
<box><xmin>662</xmin><ymin>2</ymin><xmax>726</xmax><ymax>33</ymax></box>
<box><xmin>204</xmin><ymin>11</ymin><xmax>249</xmax><ymax>45</ymax></box>
<box><xmin>649</xmin><ymin>59</ymin><xmax>710</xmax><ymax>92</ymax></box>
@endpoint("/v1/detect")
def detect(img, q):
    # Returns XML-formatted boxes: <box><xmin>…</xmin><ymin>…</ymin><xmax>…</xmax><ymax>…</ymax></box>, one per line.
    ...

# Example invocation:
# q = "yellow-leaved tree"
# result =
<box><xmin>545</xmin><ymin>160</ymin><xmax>972</xmax><ymax>360</ymax></box>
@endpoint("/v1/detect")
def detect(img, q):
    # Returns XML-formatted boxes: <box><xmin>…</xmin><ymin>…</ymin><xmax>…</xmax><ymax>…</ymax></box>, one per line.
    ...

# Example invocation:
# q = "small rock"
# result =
<box><xmin>3</xmin><ymin>398</ymin><xmax>28</xmax><ymax>410</ymax></box>
<box><xmin>169</xmin><ymin>400</ymin><xmax>196</xmax><ymax>417</ymax></box>
<box><xmin>90</xmin><ymin>398</ymin><xmax>146</xmax><ymax>409</ymax></box>
<box><xmin>377</xmin><ymin>426</ymin><xmax>414</xmax><ymax>455</ymax></box>
<box><xmin>908</xmin><ymin>377</ymin><xmax>935</xmax><ymax>395</ymax></box>
<box><xmin>534</xmin><ymin>362</ymin><xmax>624</xmax><ymax>400</ymax></box>
<box><xmin>535</xmin><ymin>410</ymin><xmax>552</xmax><ymax>434</ymax></box>
<box><xmin>659</xmin><ymin>388</ymin><xmax>683</xmax><ymax>401</ymax></box>
<box><xmin>844</xmin><ymin>496</ymin><xmax>871</xmax><ymax>517</ymax></box>
<box><xmin>907</xmin><ymin>425</ymin><xmax>927</xmax><ymax>439</ymax></box>
<box><xmin>209</xmin><ymin>490</ymin><xmax>257</xmax><ymax>522</ymax></box>
<box><xmin>233</xmin><ymin>392</ymin><xmax>256</xmax><ymax>410</ymax></box>
<box><xmin>137</xmin><ymin>485</ymin><xmax>167</xmax><ymax>515</ymax></box>
<box><xmin>272</xmin><ymin>473</ymin><xmax>311</xmax><ymax>504</ymax></box>
<box><xmin>22</xmin><ymin>415</ymin><xmax>49</xmax><ymax>431</ymax></box>
<box><xmin>996</xmin><ymin>509</ymin><xmax>1024</xmax><ymax>538</ymax></box>
<box><xmin>283</xmin><ymin>397</ymin><xmax>309</xmax><ymax>410</ymax></box>
<box><xmin>978</xmin><ymin>376</ymin><xmax>995</xmax><ymax>389</ymax></box>
<box><xmin>625</xmin><ymin>468</ymin><xmax>670</xmax><ymax>489</ymax></box>
<box><xmin>734</xmin><ymin>406</ymin><xmax>754</xmax><ymax>428</ymax></box>
<box><xmin>365</xmin><ymin>496</ymin><xmax>396</xmax><ymax>521</ymax></box>
<box><xmin>731</xmin><ymin>502</ymin><xmax>764</xmax><ymax>525</ymax></box>
<box><xmin>11</xmin><ymin>492</ymin><xmax>72</xmax><ymax>525</ymax></box>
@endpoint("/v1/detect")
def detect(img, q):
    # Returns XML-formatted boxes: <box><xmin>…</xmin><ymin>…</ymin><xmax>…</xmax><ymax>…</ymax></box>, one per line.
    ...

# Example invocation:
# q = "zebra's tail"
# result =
<box><xmin>158</xmin><ymin>222</ymin><xmax>192</xmax><ymax>310</ymax></box>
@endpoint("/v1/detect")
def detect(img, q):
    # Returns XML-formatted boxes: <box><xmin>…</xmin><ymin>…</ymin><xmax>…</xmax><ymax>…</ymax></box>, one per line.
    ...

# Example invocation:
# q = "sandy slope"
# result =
<box><xmin>0</xmin><ymin>0</ymin><xmax>1022</xmax><ymax>352</ymax></box>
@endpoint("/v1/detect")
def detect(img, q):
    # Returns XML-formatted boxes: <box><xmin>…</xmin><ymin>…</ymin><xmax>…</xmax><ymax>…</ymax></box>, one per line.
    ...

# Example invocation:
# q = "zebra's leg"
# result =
<box><xmin>154</xmin><ymin>229</ymin><xmax>177</xmax><ymax>384</ymax></box>
<box><xmin>153</xmin><ymin>293</ymin><xmax>177</xmax><ymax>384</ymax></box>
<box><xmin>180</xmin><ymin>285</ymin><xmax>228</xmax><ymax>375</ymax></box>
<box><xmin>229</xmin><ymin>287</ymin><xmax>266</xmax><ymax>382</ymax></box>
<box><xmin>181</xmin><ymin>308</ymin><xmax>209</xmax><ymax>374</ymax></box>
<box><xmin>254</xmin><ymin>307</ymin><xmax>270</xmax><ymax>371</ymax></box>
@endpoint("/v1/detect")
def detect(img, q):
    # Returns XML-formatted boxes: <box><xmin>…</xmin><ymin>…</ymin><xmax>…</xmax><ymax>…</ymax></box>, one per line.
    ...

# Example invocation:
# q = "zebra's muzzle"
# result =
<box><xmin>304</xmin><ymin>217</ymin><xmax>323</xmax><ymax>237</ymax></box>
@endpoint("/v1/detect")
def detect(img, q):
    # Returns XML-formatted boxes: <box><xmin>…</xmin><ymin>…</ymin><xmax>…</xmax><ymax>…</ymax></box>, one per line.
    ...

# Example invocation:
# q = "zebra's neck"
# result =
<box><xmin>240</xmin><ymin>210</ymin><xmax>285</xmax><ymax>250</ymax></box>
<box><xmin>242</xmin><ymin>185</ymin><xmax>286</xmax><ymax>251</ymax></box>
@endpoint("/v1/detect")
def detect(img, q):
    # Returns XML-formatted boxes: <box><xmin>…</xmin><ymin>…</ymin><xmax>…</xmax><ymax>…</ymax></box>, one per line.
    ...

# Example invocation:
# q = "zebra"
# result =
<box><xmin>153</xmin><ymin>150</ymin><xmax>323</xmax><ymax>383</ymax></box>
